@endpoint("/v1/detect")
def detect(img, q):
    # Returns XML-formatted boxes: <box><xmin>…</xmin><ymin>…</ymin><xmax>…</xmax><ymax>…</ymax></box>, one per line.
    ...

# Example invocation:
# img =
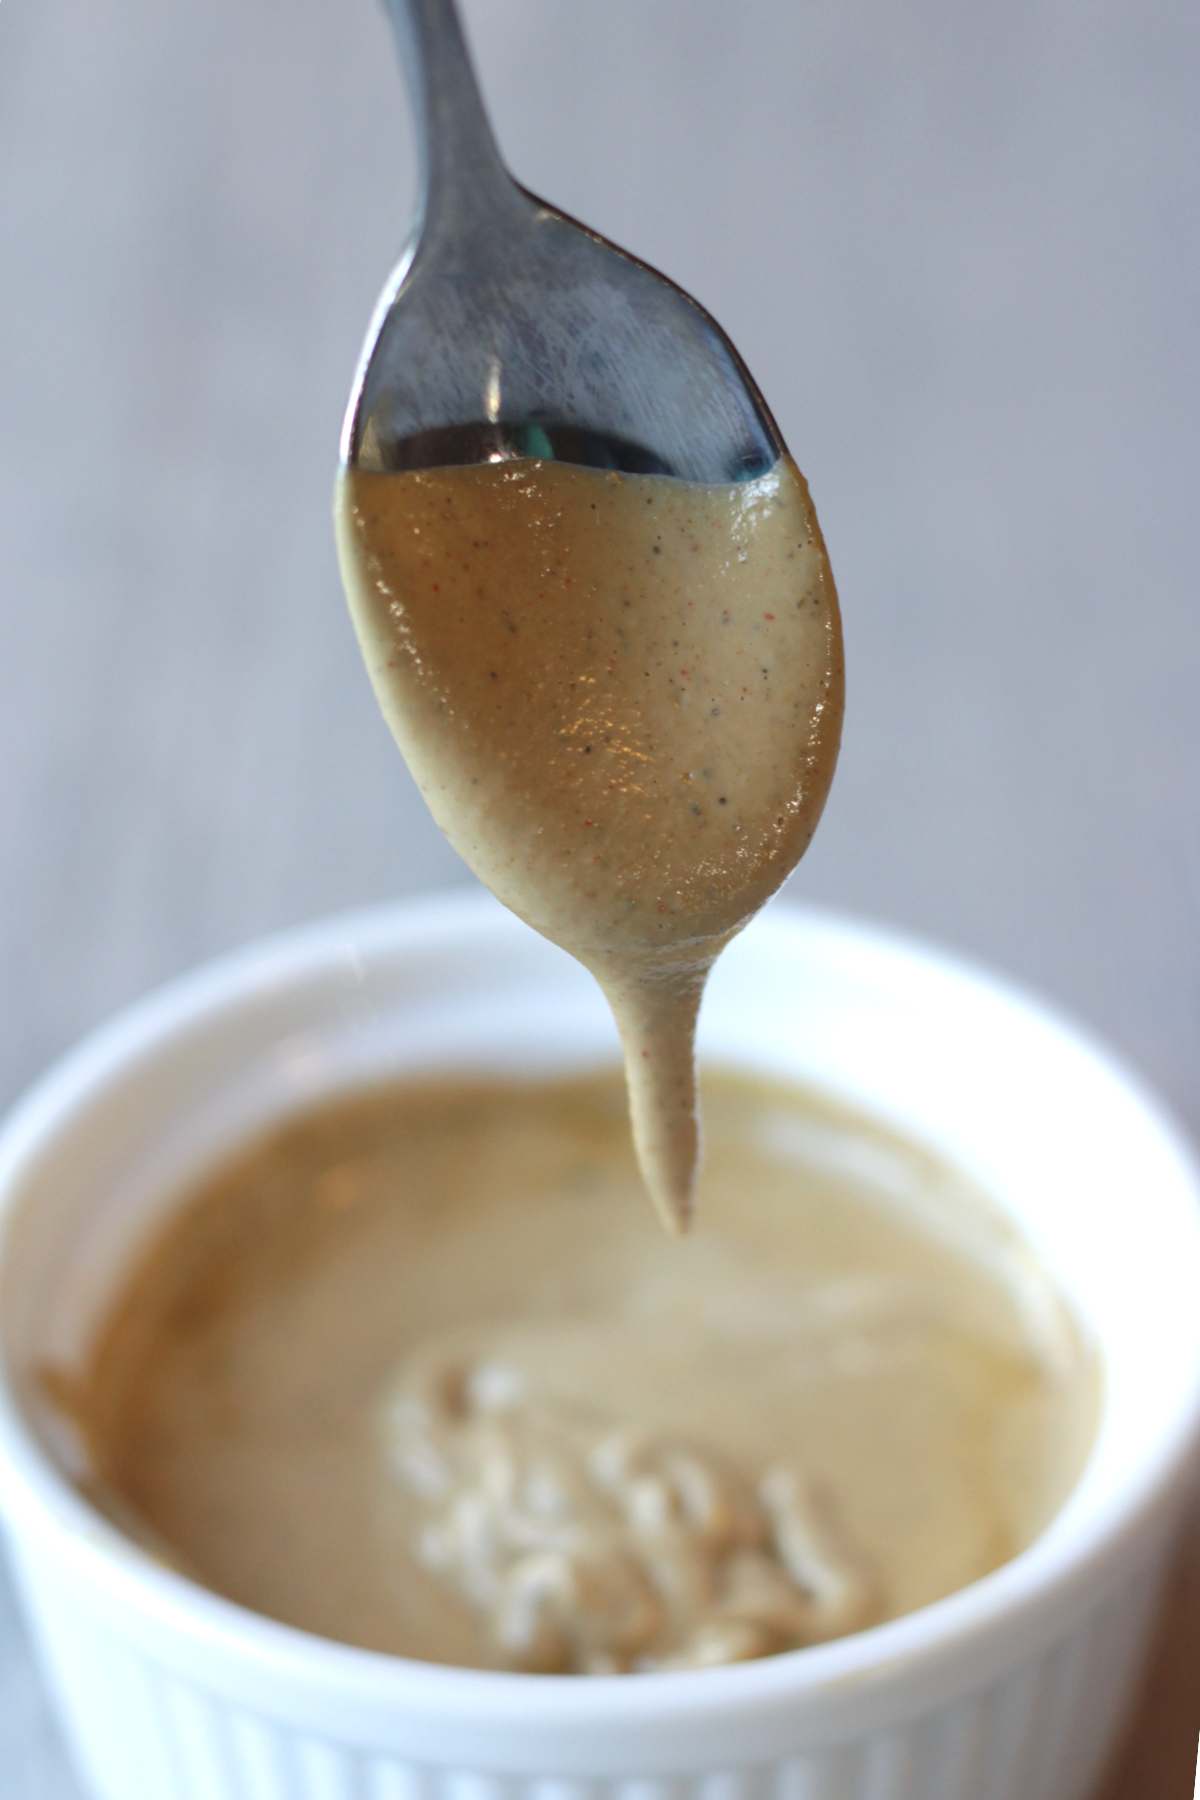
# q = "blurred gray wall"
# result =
<box><xmin>4</xmin><ymin>0</ymin><xmax>1198</xmax><ymax>1124</ymax></box>
<box><xmin>1</xmin><ymin>4</ymin><xmax>1198</xmax><ymax>1789</ymax></box>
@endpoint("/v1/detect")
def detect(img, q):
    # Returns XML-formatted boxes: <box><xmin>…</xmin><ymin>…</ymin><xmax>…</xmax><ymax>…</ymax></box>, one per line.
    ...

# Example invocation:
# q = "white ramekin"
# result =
<box><xmin>1</xmin><ymin>891</ymin><xmax>1198</xmax><ymax>1800</ymax></box>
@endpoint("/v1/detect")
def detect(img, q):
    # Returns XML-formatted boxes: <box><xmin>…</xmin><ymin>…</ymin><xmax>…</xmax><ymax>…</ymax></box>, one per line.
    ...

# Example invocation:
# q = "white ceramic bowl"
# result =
<box><xmin>1</xmin><ymin>892</ymin><xmax>1198</xmax><ymax>1800</ymax></box>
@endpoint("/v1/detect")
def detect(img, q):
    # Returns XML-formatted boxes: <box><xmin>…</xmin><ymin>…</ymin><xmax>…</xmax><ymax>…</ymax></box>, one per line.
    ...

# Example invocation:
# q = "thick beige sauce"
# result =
<box><xmin>71</xmin><ymin>1071</ymin><xmax>1096</xmax><ymax>1673</ymax></box>
<box><xmin>335</xmin><ymin>458</ymin><xmax>842</xmax><ymax>1229</ymax></box>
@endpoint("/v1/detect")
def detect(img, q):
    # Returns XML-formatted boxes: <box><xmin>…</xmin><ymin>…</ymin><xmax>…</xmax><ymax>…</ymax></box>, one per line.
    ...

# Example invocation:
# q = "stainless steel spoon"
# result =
<box><xmin>341</xmin><ymin>0</ymin><xmax>786</xmax><ymax>483</ymax></box>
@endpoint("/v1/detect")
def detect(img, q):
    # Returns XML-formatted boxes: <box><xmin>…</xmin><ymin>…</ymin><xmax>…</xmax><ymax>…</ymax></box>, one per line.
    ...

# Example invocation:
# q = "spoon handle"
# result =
<box><xmin>384</xmin><ymin>0</ymin><xmax>516</xmax><ymax>236</ymax></box>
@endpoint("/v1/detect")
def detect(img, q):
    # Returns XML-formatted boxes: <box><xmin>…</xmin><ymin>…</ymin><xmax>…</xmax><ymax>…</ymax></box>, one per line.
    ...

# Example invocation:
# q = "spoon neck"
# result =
<box><xmin>386</xmin><ymin>0</ymin><xmax>521</xmax><ymax>238</ymax></box>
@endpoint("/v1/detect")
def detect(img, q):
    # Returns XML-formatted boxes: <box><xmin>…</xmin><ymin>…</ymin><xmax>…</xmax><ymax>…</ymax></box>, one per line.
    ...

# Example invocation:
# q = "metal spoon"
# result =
<box><xmin>340</xmin><ymin>0</ymin><xmax>786</xmax><ymax>483</ymax></box>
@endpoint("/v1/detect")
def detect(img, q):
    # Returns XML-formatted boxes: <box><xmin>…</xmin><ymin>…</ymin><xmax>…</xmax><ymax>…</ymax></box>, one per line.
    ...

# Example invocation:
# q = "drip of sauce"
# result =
<box><xmin>335</xmin><ymin>457</ymin><xmax>843</xmax><ymax>1228</ymax></box>
<box><xmin>62</xmin><ymin>1071</ymin><xmax>1098</xmax><ymax>1672</ymax></box>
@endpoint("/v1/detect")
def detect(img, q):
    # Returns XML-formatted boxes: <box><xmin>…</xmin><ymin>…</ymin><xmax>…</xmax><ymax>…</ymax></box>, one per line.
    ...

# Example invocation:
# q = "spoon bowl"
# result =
<box><xmin>342</xmin><ymin>0</ymin><xmax>785</xmax><ymax>482</ymax></box>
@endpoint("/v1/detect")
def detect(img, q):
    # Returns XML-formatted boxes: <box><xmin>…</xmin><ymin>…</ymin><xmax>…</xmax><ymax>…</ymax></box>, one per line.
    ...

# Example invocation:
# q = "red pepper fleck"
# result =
<box><xmin>763</xmin><ymin>611</ymin><xmax>775</xmax><ymax>621</ymax></box>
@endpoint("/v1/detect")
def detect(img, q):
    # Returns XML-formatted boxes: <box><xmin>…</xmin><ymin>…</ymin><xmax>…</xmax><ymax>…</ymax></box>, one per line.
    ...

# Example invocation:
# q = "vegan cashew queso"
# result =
<box><xmin>335</xmin><ymin>457</ymin><xmax>843</xmax><ymax>1229</ymax></box>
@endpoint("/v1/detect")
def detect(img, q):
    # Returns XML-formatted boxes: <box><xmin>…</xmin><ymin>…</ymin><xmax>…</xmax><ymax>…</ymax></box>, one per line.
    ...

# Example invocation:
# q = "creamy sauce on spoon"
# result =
<box><xmin>335</xmin><ymin>457</ymin><xmax>842</xmax><ymax>1228</ymax></box>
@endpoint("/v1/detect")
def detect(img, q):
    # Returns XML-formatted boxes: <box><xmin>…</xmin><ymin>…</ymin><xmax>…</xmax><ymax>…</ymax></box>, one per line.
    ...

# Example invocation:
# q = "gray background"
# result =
<box><xmin>1</xmin><ymin>0</ymin><xmax>1196</xmax><ymax>1792</ymax></box>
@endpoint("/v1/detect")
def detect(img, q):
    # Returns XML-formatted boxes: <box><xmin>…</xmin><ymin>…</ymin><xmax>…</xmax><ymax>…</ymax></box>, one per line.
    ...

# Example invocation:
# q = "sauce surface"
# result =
<box><xmin>335</xmin><ymin>458</ymin><xmax>843</xmax><ymax>1227</ymax></box>
<box><xmin>70</xmin><ymin>1070</ymin><xmax>1097</xmax><ymax>1672</ymax></box>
